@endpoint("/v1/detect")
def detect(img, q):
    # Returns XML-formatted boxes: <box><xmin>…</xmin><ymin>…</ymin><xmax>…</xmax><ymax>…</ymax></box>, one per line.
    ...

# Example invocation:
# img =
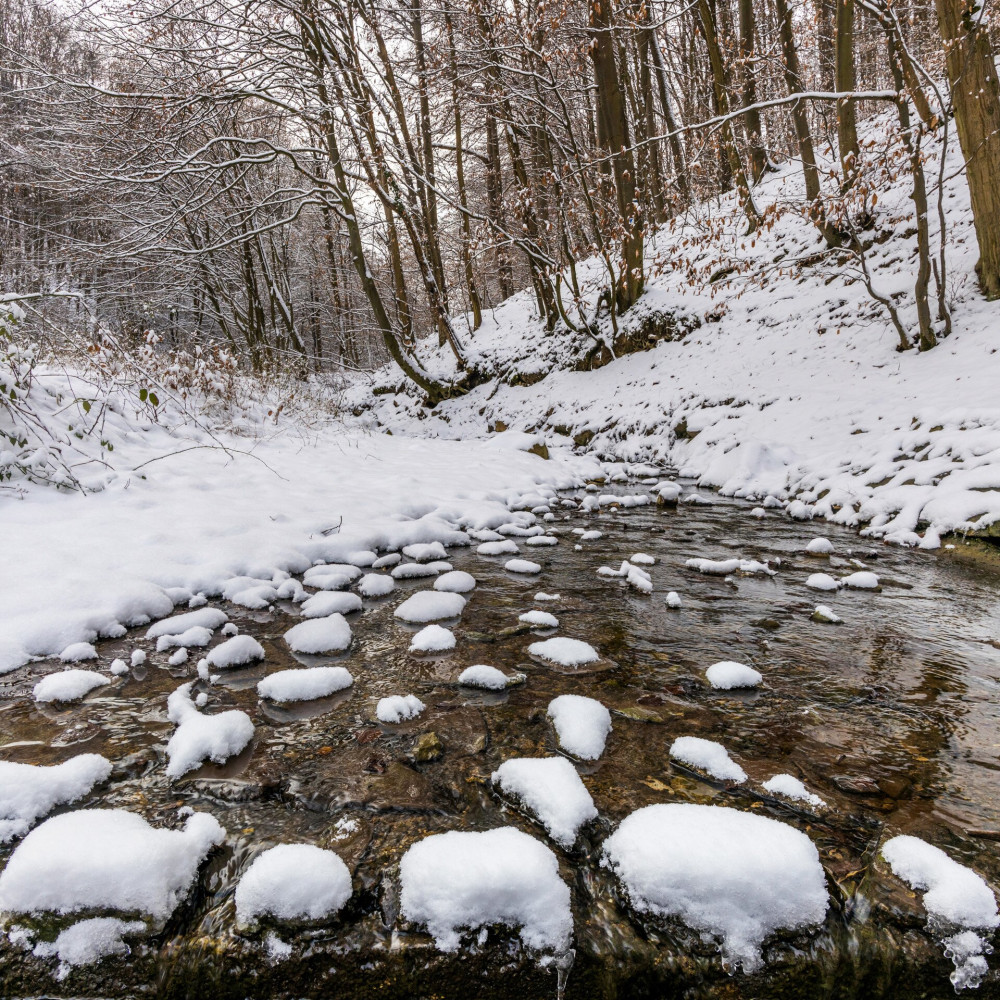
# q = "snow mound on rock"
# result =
<box><xmin>300</xmin><ymin>592</ymin><xmax>362</xmax><ymax>617</ymax></box>
<box><xmin>705</xmin><ymin>661</ymin><xmax>762</xmax><ymax>690</ymax></box>
<box><xmin>32</xmin><ymin>917</ymin><xmax>145</xmax><ymax>977</ymax></box>
<box><xmin>763</xmin><ymin>774</ymin><xmax>825</xmax><ymax>808</ymax></box>
<box><xmin>357</xmin><ymin>573</ymin><xmax>395</xmax><ymax>598</ymax></box>
<box><xmin>410</xmin><ymin>624</ymin><xmax>456</xmax><ymax>653</ymax></box>
<box><xmin>528</xmin><ymin>637</ymin><xmax>600</xmax><ymax>667</ymax></box>
<box><xmin>165</xmin><ymin>682</ymin><xmax>254</xmax><ymax>778</ymax></box>
<box><xmin>0</xmin><ymin>809</ymin><xmax>225</xmax><ymax>919</ymax></box>
<box><xmin>433</xmin><ymin>570</ymin><xmax>477</xmax><ymax>593</ymax></box>
<box><xmin>806</xmin><ymin>573</ymin><xmax>840</xmax><ymax>591</ymax></box>
<box><xmin>0</xmin><ymin>754</ymin><xmax>113</xmax><ymax>843</ymax></box>
<box><xmin>235</xmin><ymin>843</ymin><xmax>352</xmax><ymax>925</ymax></box>
<box><xmin>458</xmin><ymin>665</ymin><xmax>522</xmax><ymax>689</ymax></box>
<box><xmin>206</xmin><ymin>635</ymin><xmax>265</xmax><ymax>668</ymax></box>
<box><xmin>670</xmin><ymin>736</ymin><xmax>747</xmax><ymax>782</ymax></box>
<box><xmin>492</xmin><ymin>757</ymin><xmax>597</xmax><ymax>847</ymax></box>
<box><xmin>602</xmin><ymin>803</ymin><xmax>828</xmax><ymax>971</ymax></box>
<box><xmin>33</xmin><ymin>669</ymin><xmax>110</xmax><ymax>703</ymax></box>
<box><xmin>377</xmin><ymin>694</ymin><xmax>426</xmax><ymax>724</ymax></box>
<box><xmin>395</xmin><ymin>591</ymin><xmax>466</xmax><ymax>623</ymax></box>
<box><xmin>505</xmin><ymin>558</ymin><xmax>541</xmax><ymax>574</ymax></box>
<box><xmin>399</xmin><ymin>827</ymin><xmax>572</xmax><ymax>953</ymax></box>
<box><xmin>146</xmin><ymin>608</ymin><xmax>228</xmax><ymax>639</ymax></box>
<box><xmin>257</xmin><ymin>666</ymin><xmax>353</xmax><ymax>703</ymax></box>
<box><xmin>519</xmin><ymin>610</ymin><xmax>559</xmax><ymax>628</ymax></box>
<box><xmin>284</xmin><ymin>614</ymin><xmax>351</xmax><ymax>654</ymax></box>
<box><xmin>547</xmin><ymin>695</ymin><xmax>611</xmax><ymax>760</ymax></box>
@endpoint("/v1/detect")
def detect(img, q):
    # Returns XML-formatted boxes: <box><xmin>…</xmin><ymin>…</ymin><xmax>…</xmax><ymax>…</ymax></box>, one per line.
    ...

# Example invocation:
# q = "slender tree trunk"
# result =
<box><xmin>936</xmin><ymin>0</ymin><xmax>1000</xmax><ymax>298</ymax></box>
<box><xmin>835</xmin><ymin>0</ymin><xmax>861</xmax><ymax>188</ymax></box>
<box><xmin>485</xmin><ymin>107</ymin><xmax>514</xmax><ymax>299</ymax></box>
<box><xmin>649</xmin><ymin>30</ymin><xmax>691</xmax><ymax>204</ymax></box>
<box><xmin>739</xmin><ymin>0</ymin><xmax>767</xmax><ymax>181</ymax></box>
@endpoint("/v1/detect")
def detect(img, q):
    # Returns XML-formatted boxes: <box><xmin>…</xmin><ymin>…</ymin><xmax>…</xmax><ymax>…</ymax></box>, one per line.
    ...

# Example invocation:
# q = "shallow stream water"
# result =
<box><xmin>2</xmin><ymin>480</ymin><xmax>999</xmax><ymax>998</ymax></box>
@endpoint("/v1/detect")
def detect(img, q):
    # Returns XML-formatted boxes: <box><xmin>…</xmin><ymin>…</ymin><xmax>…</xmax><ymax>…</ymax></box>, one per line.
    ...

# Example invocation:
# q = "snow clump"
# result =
<box><xmin>457</xmin><ymin>665</ymin><xmax>523</xmax><ymax>689</ymax></box>
<box><xmin>235</xmin><ymin>844</ymin><xmax>352</xmax><ymax>926</ymax></box>
<box><xmin>409</xmin><ymin>624</ymin><xmax>456</xmax><ymax>653</ymax></box>
<box><xmin>519</xmin><ymin>610</ymin><xmax>559</xmax><ymax>628</ymax></box>
<box><xmin>300</xmin><ymin>592</ymin><xmax>362</xmax><ymax>617</ymax></box>
<box><xmin>0</xmin><ymin>809</ymin><xmax>225</xmax><ymax>920</ymax></box>
<box><xmin>34</xmin><ymin>669</ymin><xmax>110</xmax><ymax>703</ymax></box>
<box><xmin>31</xmin><ymin>917</ymin><xmax>145</xmax><ymax>977</ymax></box>
<box><xmin>547</xmin><ymin>695</ymin><xmax>612</xmax><ymax>760</ymax></box>
<box><xmin>376</xmin><ymin>694</ymin><xmax>426</xmax><ymax>724</ymax></box>
<box><xmin>528</xmin><ymin>637</ymin><xmax>600</xmax><ymax>668</ymax></box>
<box><xmin>685</xmin><ymin>557</ymin><xmax>775</xmax><ymax>576</ymax></box>
<box><xmin>602</xmin><ymin>803</ymin><xmax>828</xmax><ymax>971</ymax></box>
<box><xmin>284</xmin><ymin>614</ymin><xmax>352</xmax><ymax>654</ymax></box>
<box><xmin>165</xmin><ymin>682</ymin><xmax>254</xmax><ymax>778</ymax></box>
<box><xmin>665</xmin><ymin>591</ymin><xmax>682</xmax><ymax>608</ymax></box>
<box><xmin>705</xmin><ymin>661</ymin><xmax>763</xmax><ymax>690</ymax></box>
<box><xmin>146</xmin><ymin>608</ymin><xmax>227</xmax><ymax>638</ymax></box>
<box><xmin>357</xmin><ymin>573</ymin><xmax>395</xmax><ymax>598</ymax></box>
<box><xmin>505</xmin><ymin>558</ymin><xmax>541</xmax><ymax>574</ymax></box>
<box><xmin>842</xmin><ymin>571</ymin><xmax>880</xmax><ymax>589</ymax></box>
<box><xmin>59</xmin><ymin>642</ymin><xmax>98</xmax><ymax>663</ymax></box>
<box><xmin>806</xmin><ymin>537</ymin><xmax>834</xmax><ymax>555</ymax></box>
<box><xmin>763</xmin><ymin>774</ymin><xmax>826</xmax><ymax>808</ymax></box>
<box><xmin>257</xmin><ymin>667</ymin><xmax>353</xmax><ymax>703</ymax></box>
<box><xmin>395</xmin><ymin>591</ymin><xmax>466</xmax><ymax>623</ymax></box>
<box><xmin>492</xmin><ymin>757</ymin><xmax>597</xmax><ymax>847</ymax></box>
<box><xmin>399</xmin><ymin>827</ymin><xmax>572</xmax><ymax>953</ymax></box>
<box><xmin>806</xmin><ymin>573</ymin><xmax>840</xmax><ymax>591</ymax></box>
<box><xmin>0</xmin><ymin>755</ymin><xmax>112</xmax><ymax>843</ymax></box>
<box><xmin>477</xmin><ymin>539</ymin><xmax>519</xmax><ymax>556</ymax></box>
<box><xmin>433</xmin><ymin>570</ymin><xmax>477</xmax><ymax>593</ymax></box>
<box><xmin>206</xmin><ymin>635</ymin><xmax>265</xmax><ymax>669</ymax></box>
<box><xmin>670</xmin><ymin>736</ymin><xmax>747</xmax><ymax>783</ymax></box>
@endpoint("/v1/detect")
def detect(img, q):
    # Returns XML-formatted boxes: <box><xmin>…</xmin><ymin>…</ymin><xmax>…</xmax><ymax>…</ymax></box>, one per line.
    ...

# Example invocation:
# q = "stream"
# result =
<box><xmin>2</xmin><ymin>478</ymin><xmax>1000</xmax><ymax>999</ymax></box>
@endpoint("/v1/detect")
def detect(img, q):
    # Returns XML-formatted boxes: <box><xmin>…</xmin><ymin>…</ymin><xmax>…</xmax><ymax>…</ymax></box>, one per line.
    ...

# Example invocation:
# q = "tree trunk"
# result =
<box><xmin>739</xmin><ymin>0</ymin><xmax>767</xmax><ymax>182</ymax></box>
<box><xmin>485</xmin><ymin>107</ymin><xmax>514</xmax><ymax>300</ymax></box>
<box><xmin>835</xmin><ymin>0</ymin><xmax>861</xmax><ymax>188</ymax></box>
<box><xmin>936</xmin><ymin>0</ymin><xmax>1000</xmax><ymax>299</ymax></box>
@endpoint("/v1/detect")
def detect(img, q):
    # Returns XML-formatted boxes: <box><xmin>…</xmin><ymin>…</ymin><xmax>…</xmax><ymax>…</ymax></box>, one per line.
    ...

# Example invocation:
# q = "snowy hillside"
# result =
<box><xmin>353</xmin><ymin>112</ymin><xmax>1000</xmax><ymax>549</ymax></box>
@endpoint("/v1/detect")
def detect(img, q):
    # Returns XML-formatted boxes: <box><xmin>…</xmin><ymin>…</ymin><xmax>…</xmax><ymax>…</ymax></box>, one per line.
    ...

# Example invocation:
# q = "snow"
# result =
<box><xmin>155</xmin><ymin>625</ymin><xmax>213</xmax><ymax>650</ymax></box>
<box><xmin>410</xmin><ymin>624</ymin><xmax>456</xmax><ymax>652</ymax></box>
<box><xmin>130</xmin><ymin>649</ymin><xmax>147</xmax><ymax>666</ymax></box>
<box><xmin>395</xmin><ymin>591</ymin><xmax>466</xmax><ymax>623</ymax></box>
<box><xmin>257</xmin><ymin>666</ymin><xmax>353</xmax><ymax>702</ymax></box>
<box><xmin>357</xmin><ymin>573</ymin><xmax>395</xmax><ymax>598</ymax></box>
<box><xmin>33</xmin><ymin>669</ymin><xmax>110</xmax><ymax>703</ymax></box>
<box><xmin>146</xmin><ymin>608</ymin><xmax>227</xmax><ymax>638</ymax></box>
<box><xmin>535</xmin><ymin>592</ymin><xmax>560</xmax><ymax>601</ymax></box>
<box><xmin>0</xmin><ymin>809</ymin><xmax>225</xmax><ymax>919</ymax></box>
<box><xmin>602</xmin><ymin>803</ymin><xmax>828</xmax><ymax>971</ymax></box>
<box><xmin>491</xmin><ymin>757</ymin><xmax>597</xmax><ymax>847</ymax></box>
<box><xmin>630</xmin><ymin>553</ymin><xmax>655</xmax><ymax>565</ymax></box>
<box><xmin>842</xmin><ymin>571</ymin><xmax>880</xmax><ymax>589</ymax></box>
<box><xmin>477</xmin><ymin>539</ymin><xmax>519</xmax><ymax>556</ymax></box>
<box><xmin>806</xmin><ymin>573</ymin><xmax>840</xmax><ymax>591</ymax></box>
<box><xmin>167</xmin><ymin>648</ymin><xmax>188</xmax><ymax>666</ymax></box>
<box><xmin>303</xmin><ymin>564</ymin><xmax>361</xmax><ymax>589</ymax></box>
<box><xmin>665</xmin><ymin>591</ymin><xmax>682</xmax><ymax>608</ymax></box>
<box><xmin>458</xmin><ymin>664</ymin><xmax>521</xmax><ymax>689</ymax></box>
<box><xmin>525</xmin><ymin>535</ymin><xmax>558</xmax><ymax>547</ymax></box>
<box><xmin>705</xmin><ymin>661</ymin><xmax>763</xmax><ymax>690</ymax></box>
<box><xmin>392</xmin><ymin>561</ymin><xmax>451</xmax><ymax>580</ymax></box>
<box><xmin>234</xmin><ymin>844</ymin><xmax>352</xmax><ymax>925</ymax></box>
<box><xmin>433</xmin><ymin>570</ymin><xmax>477</xmax><ymax>593</ymax></box>
<box><xmin>685</xmin><ymin>557</ymin><xmax>775</xmax><ymax>576</ymax></box>
<box><xmin>805</xmin><ymin>537</ymin><xmax>834</xmax><ymax>555</ymax></box>
<box><xmin>284</xmin><ymin>614</ymin><xmax>352</xmax><ymax>654</ymax></box>
<box><xmin>206</xmin><ymin>635</ymin><xmax>265</xmax><ymax>668</ymax></box>
<box><xmin>399</xmin><ymin>827</ymin><xmax>572</xmax><ymax>953</ymax></box>
<box><xmin>0</xmin><ymin>754</ymin><xmax>113</xmax><ymax>843</ymax></box>
<box><xmin>376</xmin><ymin>694</ymin><xmax>426</xmax><ymax>723</ymax></box>
<box><xmin>669</xmin><ymin>736</ymin><xmax>747</xmax><ymax>783</ymax></box>
<box><xmin>883</xmin><ymin>835</ymin><xmax>999</xmax><ymax>989</ymax></box>
<box><xmin>110</xmin><ymin>657</ymin><xmax>129</xmax><ymax>675</ymax></box>
<box><xmin>763</xmin><ymin>774</ymin><xmax>825</xmax><ymax>808</ymax></box>
<box><xmin>528</xmin><ymin>637</ymin><xmax>600</xmax><ymax>667</ymax></box>
<box><xmin>504</xmin><ymin>558</ymin><xmax>541</xmax><ymax>574</ymax></box>
<box><xmin>31</xmin><ymin>917</ymin><xmax>144</xmax><ymax>976</ymax></box>
<box><xmin>372</xmin><ymin>553</ymin><xmax>402</xmax><ymax>569</ymax></box>
<box><xmin>519</xmin><ymin>610</ymin><xmax>559</xmax><ymax>628</ymax></box>
<box><xmin>547</xmin><ymin>695</ymin><xmax>612</xmax><ymax>760</ymax></box>
<box><xmin>402</xmin><ymin>541</ymin><xmax>448</xmax><ymax>562</ymax></box>
<box><xmin>300</xmin><ymin>591</ymin><xmax>363</xmax><ymax>617</ymax></box>
<box><xmin>59</xmin><ymin>641</ymin><xmax>98</xmax><ymax>662</ymax></box>
<box><xmin>813</xmin><ymin>604</ymin><xmax>843</xmax><ymax>623</ymax></box>
<box><xmin>165</xmin><ymin>682</ymin><xmax>254</xmax><ymax>777</ymax></box>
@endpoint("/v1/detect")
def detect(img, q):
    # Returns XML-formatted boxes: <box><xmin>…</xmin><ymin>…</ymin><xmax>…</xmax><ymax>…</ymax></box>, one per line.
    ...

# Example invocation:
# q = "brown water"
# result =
<box><xmin>2</xmin><ymin>482</ymin><xmax>1000</xmax><ymax>999</ymax></box>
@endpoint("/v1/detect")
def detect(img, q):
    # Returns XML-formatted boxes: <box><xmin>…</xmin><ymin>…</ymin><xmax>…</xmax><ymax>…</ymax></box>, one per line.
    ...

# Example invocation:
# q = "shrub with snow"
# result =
<box><xmin>234</xmin><ymin>843</ymin><xmax>352</xmax><ymax>926</ymax></box>
<box><xmin>399</xmin><ymin>827</ymin><xmax>572</xmax><ymax>952</ymax></box>
<box><xmin>602</xmin><ymin>803</ymin><xmax>828</xmax><ymax>971</ymax></box>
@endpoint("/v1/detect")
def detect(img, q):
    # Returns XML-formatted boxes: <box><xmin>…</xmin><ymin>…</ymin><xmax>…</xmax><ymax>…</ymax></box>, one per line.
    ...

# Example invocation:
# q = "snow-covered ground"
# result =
<box><xmin>350</xmin><ymin>111</ymin><xmax>1000</xmax><ymax>550</ymax></box>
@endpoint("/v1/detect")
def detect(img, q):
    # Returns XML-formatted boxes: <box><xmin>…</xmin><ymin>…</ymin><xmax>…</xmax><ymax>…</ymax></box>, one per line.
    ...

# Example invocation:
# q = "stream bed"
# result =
<box><xmin>2</xmin><ymin>480</ymin><xmax>999</xmax><ymax>999</ymax></box>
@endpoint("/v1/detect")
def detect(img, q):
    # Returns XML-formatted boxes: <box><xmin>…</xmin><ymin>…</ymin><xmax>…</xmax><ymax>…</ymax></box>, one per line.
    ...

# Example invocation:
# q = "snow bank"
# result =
<box><xmin>602</xmin><ymin>803</ymin><xmax>828</xmax><ymax>971</ymax></box>
<box><xmin>0</xmin><ymin>754</ymin><xmax>112</xmax><ymax>843</ymax></box>
<box><xmin>165</xmin><ymin>682</ymin><xmax>254</xmax><ymax>778</ymax></box>
<box><xmin>399</xmin><ymin>827</ymin><xmax>572</xmax><ymax>952</ymax></box>
<box><xmin>33</xmin><ymin>669</ymin><xmax>110</xmax><ymax>703</ymax></box>
<box><xmin>395</xmin><ymin>591</ymin><xmax>466</xmax><ymax>623</ymax></box>
<box><xmin>235</xmin><ymin>844</ymin><xmax>352</xmax><ymax>925</ymax></box>
<box><xmin>492</xmin><ymin>757</ymin><xmax>597</xmax><ymax>847</ymax></box>
<box><xmin>410</xmin><ymin>624</ymin><xmax>456</xmax><ymax>653</ymax></box>
<box><xmin>257</xmin><ymin>666</ymin><xmax>353</xmax><ymax>702</ymax></box>
<box><xmin>0</xmin><ymin>809</ymin><xmax>225</xmax><ymax>919</ymax></box>
<box><xmin>284</xmin><ymin>614</ymin><xmax>351</xmax><ymax>654</ymax></box>
<box><xmin>705</xmin><ymin>661</ymin><xmax>763</xmax><ymax>690</ymax></box>
<box><xmin>669</xmin><ymin>736</ymin><xmax>747</xmax><ymax>783</ymax></box>
<box><xmin>547</xmin><ymin>695</ymin><xmax>612</xmax><ymax>760</ymax></box>
<box><xmin>528</xmin><ymin>637</ymin><xmax>600</xmax><ymax>668</ymax></box>
<box><xmin>376</xmin><ymin>694</ymin><xmax>426</xmax><ymax>724</ymax></box>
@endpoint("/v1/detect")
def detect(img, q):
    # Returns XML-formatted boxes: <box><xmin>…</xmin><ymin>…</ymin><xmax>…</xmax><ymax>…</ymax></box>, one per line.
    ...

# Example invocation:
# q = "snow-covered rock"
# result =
<box><xmin>300</xmin><ymin>591</ymin><xmax>363</xmax><ymax>617</ymax></box>
<box><xmin>457</xmin><ymin>664</ymin><xmax>523</xmax><ymax>689</ymax></box>
<box><xmin>206</xmin><ymin>635</ymin><xmax>265</xmax><ymax>669</ymax></box>
<box><xmin>547</xmin><ymin>695</ymin><xmax>612</xmax><ymax>760</ymax></box>
<box><xmin>257</xmin><ymin>666</ymin><xmax>353</xmax><ymax>702</ymax></box>
<box><xmin>235</xmin><ymin>844</ymin><xmax>352</xmax><ymax>925</ymax></box>
<box><xmin>284</xmin><ymin>614</ymin><xmax>351</xmax><ymax>654</ymax></box>
<box><xmin>492</xmin><ymin>757</ymin><xmax>597</xmax><ymax>847</ymax></box>
<box><xmin>0</xmin><ymin>809</ymin><xmax>225</xmax><ymax>920</ymax></box>
<box><xmin>505</xmin><ymin>558</ymin><xmax>541</xmax><ymax>574</ymax></box>
<box><xmin>146</xmin><ymin>608</ymin><xmax>227</xmax><ymax>639</ymax></box>
<box><xmin>402</xmin><ymin>541</ymin><xmax>448</xmax><ymax>562</ymax></box>
<box><xmin>602</xmin><ymin>803</ymin><xmax>828</xmax><ymax>970</ymax></box>
<box><xmin>155</xmin><ymin>625</ymin><xmax>213</xmax><ymax>651</ymax></box>
<box><xmin>33</xmin><ymin>669</ymin><xmax>110</xmax><ymax>703</ymax></box>
<box><xmin>165</xmin><ymin>682</ymin><xmax>254</xmax><ymax>778</ymax></box>
<box><xmin>399</xmin><ymin>827</ymin><xmax>572</xmax><ymax>952</ymax></box>
<box><xmin>433</xmin><ymin>570</ymin><xmax>477</xmax><ymax>593</ymax></box>
<box><xmin>392</xmin><ymin>561</ymin><xmax>452</xmax><ymax>580</ymax></box>
<box><xmin>806</xmin><ymin>573</ymin><xmax>840</xmax><ymax>591</ymax></box>
<box><xmin>477</xmin><ymin>539</ymin><xmax>519</xmax><ymax>556</ymax></box>
<box><xmin>763</xmin><ymin>774</ymin><xmax>825</xmax><ymax>808</ymax></box>
<box><xmin>685</xmin><ymin>557</ymin><xmax>775</xmax><ymax>576</ymax></box>
<box><xmin>357</xmin><ymin>573</ymin><xmax>395</xmax><ymax>598</ymax></box>
<box><xmin>519</xmin><ymin>610</ymin><xmax>559</xmax><ymax>628</ymax></box>
<box><xmin>812</xmin><ymin>604</ymin><xmax>843</xmax><ymax>623</ymax></box>
<box><xmin>525</xmin><ymin>535</ymin><xmax>558</xmax><ymax>547</ymax></box>
<box><xmin>669</xmin><ymin>736</ymin><xmax>747</xmax><ymax>782</ymax></box>
<box><xmin>705</xmin><ymin>661</ymin><xmax>763</xmax><ymax>690</ymax></box>
<box><xmin>842</xmin><ymin>571</ymin><xmax>880</xmax><ymax>589</ymax></box>
<box><xmin>31</xmin><ymin>917</ymin><xmax>145</xmax><ymax>976</ymax></box>
<box><xmin>0</xmin><ymin>754</ymin><xmax>112</xmax><ymax>843</ymax></box>
<box><xmin>395</xmin><ymin>591</ymin><xmax>466</xmax><ymax>622</ymax></box>
<box><xmin>409</xmin><ymin>624</ymin><xmax>456</xmax><ymax>653</ymax></box>
<box><xmin>59</xmin><ymin>642</ymin><xmax>98</xmax><ymax>663</ymax></box>
<box><xmin>528</xmin><ymin>637</ymin><xmax>600</xmax><ymax>668</ymax></box>
<box><xmin>665</xmin><ymin>591</ymin><xmax>682</xmax><ymax>608</ymax></box>
<box><xmin>376</xmin><ymin>694</ymin><xmax>426</xmax><ymax>724</ymax></box>
<box><xmin>805</xmin><ymin>537</ymin><xmax>834</xmax><ymax>555</ymax></box>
